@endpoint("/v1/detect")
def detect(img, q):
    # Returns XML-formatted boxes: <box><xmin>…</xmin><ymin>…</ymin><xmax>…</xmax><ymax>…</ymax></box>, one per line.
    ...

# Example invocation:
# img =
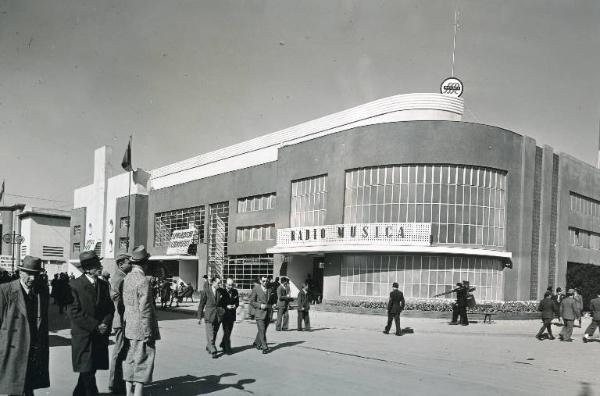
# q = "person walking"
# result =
<box><xmin>553</xmin><ymin>287</ymin><xmax>565</xmax><ymax>324</ymax></box>
<box><xmin>583</xmin><ymin>292</ymin><xmax>600</xmax><ymax>343</ymax></box>
<box><xmin>220</xmin><ymin>278</ymin><xmax>239</xmax><ymax>354</ymax></box>
<box><xmin>197</xmin><ymin>276</ymin><xmax>226</xmax><ymax>358</ymax></box>
<box><xmin>249</xmin><ymin>275</ymin><xmax>273</xmax><ymax>354</ymax></box>
<box><xmin>122</xmin><ymin>246</ymin><xmax>160</xmax><ymax>396</ymax></box>
<box><xmin>558</xmin><ymin>289</ymin><xmax>580</xmax><ymax>342</ymax></box>
<box><xmin>109</xmin><ymin>253</ymin><xmax>132</xmax><ymax>395</ymax></box>
<box><xmin>0</xmin><ymin>256</ymin><xmax>50</xmax><ymax>396</ymax></box>
<box><xmin>68</xmin><ymin>251</ymin><xmax>115</xmax><ymax>396</ymax></box>
<box><xmin>573</xmin><ymin>288</ymin><xmax>583</xmax><ymax>328</ymax></box>
<box><xmin>297</xmin><ymin>282</ymin><xmax>311</xmax><ymax>331</ymax></box>
<box><xmin>383</xmin><ymin>282</ymin><xmax>406</xmax><ymax>336</ymax></box>
<box><xmin>536</xmin><ymin>291</ymin><xmax>557</xmax><ymax>340</ymax></box>
<box><xmin>275</xmin><ymin>277</ymin><xmax>293</xmax><ymax>331</ymax></box>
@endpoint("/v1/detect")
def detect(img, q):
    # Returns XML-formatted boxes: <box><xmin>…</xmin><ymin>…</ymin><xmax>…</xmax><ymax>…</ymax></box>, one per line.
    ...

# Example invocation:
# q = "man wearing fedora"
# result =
<box><xmin>0</xmin><ymin>256</ymin><xmax>50</xmax><ymax>396</ymax></box>
<box><xmin>109</xmin><ymin>253</ymin><xmax>132</xmax><ymax>395</ymax></box>
<box><xmin>249</xmin><ymin>275</ymin><xmax>274</xmax><ymax>354</ymax></box>
<box><xmin>69</xmin><ymin>250</ymin><xmax>115</xmax><ymax>396</ymax></box>
<box><xmin>197</xmin><ymin>276</ymin><xmax>226</xmax><ymax>358</ymax></box>
<box><xmin>123</xmin><ymin>245</ymin><xmax>160</xmax><ymax>396</ymax></box>
<box><xmin>558</xmin><ymin>289</ymin><xmax>581</xmax><ymax>342</ymax></box>
<box><xmin>383</xmin><ymin>282</ymin><xmax>405</xmax><ymax>336</ymax></box>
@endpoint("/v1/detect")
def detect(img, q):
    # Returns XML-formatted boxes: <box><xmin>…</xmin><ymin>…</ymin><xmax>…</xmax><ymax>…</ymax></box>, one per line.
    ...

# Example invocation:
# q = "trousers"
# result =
<box><xmin>585</xmin><ymin>319</ymin><xmax>600</xmax><ymax>336</ymax></box>
<box><xmin>298</xmin><ymin>310</ymin><xmax>310</xmax><ymax>330</ymax></box>
<box><xmin>205</xmin><ymin>318</ymin><xmax>221</xmax><ymax>353</ymax></box>
<box><xmin>73</xmin><ymin>371</ymin><xmax>98</xmax><ymax>396</ymax></box>
<box><xmin>536</xmin><ymin>318</ymin><xmax>554</xmax><ymax>337</ymax></box>
<box><xmin>109</xmin><ymin>327</ymin><xmax>127</xmax><ymax>391</ymax></box>
<box><xmin>276</xmin><ymin>307</ymin><xmax>289</xmax><ymax>330</ymax></box>
<box><xmin>385</xmin><ymin>313</ymin><xmax>401</xmax><ymax>334</ymax></box>
<box><xmin>254</xmin><ymin>311</ymin><xmax>272</xmax><ymax>350</ymax></box>
<box><xmin>221</xmin><ymin>318</ymin><xmax>235</xmax><ymax>350</ymax></box>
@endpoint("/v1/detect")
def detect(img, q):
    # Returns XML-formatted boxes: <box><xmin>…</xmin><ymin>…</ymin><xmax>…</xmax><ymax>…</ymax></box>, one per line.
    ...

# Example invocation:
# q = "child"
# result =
<box><xmin>297</xmin><ymin>282</ymin><xmax>311</xmax><ymax>331</ymax></box>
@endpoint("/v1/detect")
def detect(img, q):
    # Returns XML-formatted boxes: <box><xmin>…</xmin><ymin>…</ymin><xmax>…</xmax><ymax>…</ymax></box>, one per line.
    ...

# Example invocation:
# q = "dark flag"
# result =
<box><xmin>0</xmin><ymin>180</ymin><xmax>4</xmax><ymax>202</ymax></box>
<box><xmin>121</xmin><ymin>139</ymin><xmax>133</xmax><ymax>172</ymax></box>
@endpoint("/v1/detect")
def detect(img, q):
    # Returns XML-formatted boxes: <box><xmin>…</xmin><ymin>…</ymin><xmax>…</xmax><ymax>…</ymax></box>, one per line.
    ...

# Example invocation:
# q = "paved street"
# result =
<box><xmin>43</xmin><ymin>304</ymin><xmax>597</xmax><ymax>396</ymax></box>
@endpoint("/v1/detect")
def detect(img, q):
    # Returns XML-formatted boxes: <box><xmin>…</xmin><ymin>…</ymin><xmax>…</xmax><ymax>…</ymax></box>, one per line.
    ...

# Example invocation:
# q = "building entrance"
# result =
<box><xmin>310</xmin><ymin>257</ymin><xmax>324</xmax><ymax>303</ymax></box>
<box><xmin>567</xmin><ymin>262</ymin><xmax>600</xmax><ymax>310</ymax></box>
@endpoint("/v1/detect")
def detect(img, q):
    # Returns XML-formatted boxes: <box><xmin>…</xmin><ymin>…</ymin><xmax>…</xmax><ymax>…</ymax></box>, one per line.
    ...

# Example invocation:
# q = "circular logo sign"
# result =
<box><xmin>440</xmin><ymin>77</ymin><xmax>463</xmax><ymax>97</ymax></box>
<box><xmin>14</xmin><ymin>235</ymin><xmax>24</xmax><ymax>244</ymax></box>
<box><xmin>1</xmin><ymin>233</ymin><xmax>12</xmax><ymax>244</ymax></box>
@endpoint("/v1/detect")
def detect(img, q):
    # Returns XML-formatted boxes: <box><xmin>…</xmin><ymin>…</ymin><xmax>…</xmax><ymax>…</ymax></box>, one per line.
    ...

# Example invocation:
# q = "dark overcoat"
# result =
<box><xmin>387</xmin><ymin>289</ymin><xmax>406</xmax><ymax>315</ymax></box>
<box><xmin>249</xmin><ymin>285</ymin><xmax>273</xmax><ymax>320</ymax></box>
<box><xmin>222</xmin><ymin>287</ymin><xmax>239</xmax><ymax>322</ymax></box>
<box><xmin>68</xmin><ymin>275</ymin><xmax>114</xmax><ymax>373</ymax></box>
<box><xmin>0</xmin><ymin>280</ymin><xmax>50</xmax><ymax>394</ymax></box>
<box><xmin>197</xmin><ymin>286</ymin><xmax>226</xmax><ymax>323</ymax></box>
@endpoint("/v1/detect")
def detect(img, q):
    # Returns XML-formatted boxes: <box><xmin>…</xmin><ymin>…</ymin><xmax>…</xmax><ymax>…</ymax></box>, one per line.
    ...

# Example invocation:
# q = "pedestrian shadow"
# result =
<box><xmin>401</xmin><ymin>327</ymin><xmax>414</xmax><ymax>335</ymax></box>
<box><xmin>301</xmin><ymin>327</ymin><xmax>330</xmax><ymax>332</ymax></box>
<box><xmin>230</xmin><ymin>343</ymin><xmax>257</xmax><ymax>354</ymax></box>
<box><xmin>268</xmin><ymin>340</ymin><xmax>305</xmax><ymax>352</ymax></box>
<box><xmin>49</xmin><ymin>334</ymin><xmax>71</xmax><ymax>347</ymax></box>
<box><xmin>144</xmin><ymin>373</ymin><xmax>255</xmax><ymax>395</ymax></box>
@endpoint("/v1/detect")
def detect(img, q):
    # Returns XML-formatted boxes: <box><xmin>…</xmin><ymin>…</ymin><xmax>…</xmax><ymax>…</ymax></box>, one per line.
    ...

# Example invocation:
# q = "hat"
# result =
<box><xmin>79</xmin><ymin>250</ymin><xmax>103</xmax><ymax>270</ymax></box>
<box><xmin>567</xmin><ymin>289</ymin><xmax>575</xmax><ymax>295</ymax></box>
<box><xmin>18</xmin><ymin>256</ymin><xmax>43</xmax><ymax>273</ymax></box>
<box><xmin>130</xmin><ymin>245</ymin><xmax>150</xmax><ymax>263</ymax></box>
<box><xmin>392</xmin><ymin>282</ymin><xmax>399</xmax><ymax>288</ymax></box>
<box><xmin>116</xmin><ymin>253</ymin><xmax>130</xmax><ymax>263</ymax></box>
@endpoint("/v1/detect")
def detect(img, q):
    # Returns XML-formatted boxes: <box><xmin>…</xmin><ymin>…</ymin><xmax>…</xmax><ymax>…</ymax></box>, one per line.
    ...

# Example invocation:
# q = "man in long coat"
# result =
<box><xmin>275</xmin><ymin>277</ymin><xmax>292</xmax><ymax>331</ymax></box>
<box><xmin>0</xmin><ymin>256</ymin><xmax>50</xmax><ymax>396</ymax></box>
<box><xmin>558</xmin><ymin>289</ymin><xmax>580</xmax><ymax>342</ymax></box>
<box><xmin>220</xmin><ymin>278</ymin><xmax>239</xmax><ymax>354</ymax></box>
<box><xmin>249</xmin><ymin>275</ymin><xmax>273</xmax><ymax>354</ymax></box>
<box><xmin>197</xmin><ymin>276</ymin><xmax>226</xmax><ymax>358</ymax></box>
<box><xmin>109</xmin><ymin>253</ymin><xmax>132</xmax><ymax>394</ymax></box>
<box><xmin>383</xmin><ymin>282</ymin><xmax>405</xmax><ymax>336</ymax></box>
<box><xmin>69</xmin><ymin>250</ymin><xmax>115</xmax><ymax>395</ymax></box>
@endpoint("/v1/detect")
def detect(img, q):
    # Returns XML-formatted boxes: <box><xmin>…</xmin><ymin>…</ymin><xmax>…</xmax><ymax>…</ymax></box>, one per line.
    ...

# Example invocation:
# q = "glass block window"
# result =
<box><xmin>225</xmin><ymin>254</ymin><xmax>273</xmax><ymax>290</ymax></box>
<box><xmin>344</xmin><ymin>165</ymin><xmax>507</xmax><ymax>248</ymax></box>
<box><xmin>238</xmin><ymin>193</ymin><xmax>276</xmax><ymax>213</ymax></box>
<box><xmin>120</xmin><ymin>216</ymin><xmax>129</xmax><ymax>229</ymax></box>
<box><xmin>236</xmin><ymin>224</ymin><xmax>276</xmax><ymax>242</ymax></box>
<box><xmin>290</xmin><ymin>174</ymin><xmax>327</xmax><ymax>227</ymax></box>
<box><xmin>73</xmin><ymin>225</ymin><xmax>81</xmax><ymax>237</ymax></box>
<box><xmin>208</xmin><ymin>202</ymin><xmax>229</xmax><ymax>278</ymax></box>
<box><xmin>340</xmin><ymin>254</ymin><xmax>504</xmax><ymax>301</ymax></box>
<box><xmin>570</xmin><ymin>193</ymin><xmax>600</xmax><ymax>218</ymax></box>
<box><xmin>73</xmin><ymin>242</ymin><xmax>81</xmax><ymax>253</ymax></box>
<box><xmin>154</xmin><ymin>206</ymin><xmax>206</xmax><ymax>247</ymax></box>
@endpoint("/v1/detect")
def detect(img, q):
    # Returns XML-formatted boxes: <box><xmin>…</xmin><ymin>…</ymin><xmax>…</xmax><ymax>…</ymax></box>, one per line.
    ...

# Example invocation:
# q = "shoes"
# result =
<box><xmin>558</xmin><ymin>335</ymin><xmax>564</xmax><ymax>341</ymax></box>
<box><xmin>282</xmin><ymin>328</ymin><xmax>288</xmax><ymax>331</ymax></box>
<box><xmin>275</xmin><ymin>328</ymin><xmax>281</xmax><ymax>331</ymax></box>
<box><xmin>383</xmin><ymin>330</ymin><xmax>389</xmax><ymax>334</ymax></box>
<box><xmin>460</xmin><ymin>323</ymin><xmax>469</xmax><ymax>326</ymax></box>
<box><xmin>583</xmin><ymin>337</ymin><xmax>589</xmax><ymax>343</ymax></box>
<box><xmin>212</xmin><ymin>352</ymin><xmax>218</xmax><ymax>359</ymax></box>
<box><xmin>262</xmin><ymin>348</ymin><xmax>270</xmax><ymax>354</ymax></box>
<box><xmin>535</xmin><ymin>335</ymin><xmax>543</xmax><ymax>341</ymax></box>
<box><xmin>548</xmin><ymin>335</ymin><xmax>555</xmax><ymax>340</ymax></box>
<box><xmin>395</xmin><ymin>333</ymin><xmax>402</xmax><ymax>336</ymax></box>
<box><xmin>225</xmin><ymin>348</ymin><xmax>233</xmax><ymax>355</ymax></box>
<box><xmin>562</xmin><ymin>339</ymin><xmax>573</xmax><ymax>342</ymax></box>
<box><xmin>448</xmin><ymin>322</ymin><xmax>459</xmax><ymax>325</ymax></box>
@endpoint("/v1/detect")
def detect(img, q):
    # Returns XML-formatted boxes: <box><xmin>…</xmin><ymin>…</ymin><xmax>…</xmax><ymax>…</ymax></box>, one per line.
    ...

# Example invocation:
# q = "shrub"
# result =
<box><xmin>323</xmin><ymin>298</ymin><xmax>539</xmax><ymax>313</ymax></box>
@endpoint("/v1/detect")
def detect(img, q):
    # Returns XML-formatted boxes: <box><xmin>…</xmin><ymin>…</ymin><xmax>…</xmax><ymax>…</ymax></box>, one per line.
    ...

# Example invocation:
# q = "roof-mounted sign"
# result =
<box><xmin>440</xmin><ymin>77</ymin><xmax>463</xmax><ymax>97</ymax></box>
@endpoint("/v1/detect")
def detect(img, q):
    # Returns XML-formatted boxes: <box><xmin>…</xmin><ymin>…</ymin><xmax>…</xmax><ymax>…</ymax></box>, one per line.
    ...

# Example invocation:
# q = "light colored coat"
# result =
<box><xmin>123</xmin><ymin>266</ymin><xmax>160</xmax><ymax>341</ymax></box>
<box><xmin>0</xmin><ymin>280</ymin><xmax>50</xmax><ymax>394</ymax></box>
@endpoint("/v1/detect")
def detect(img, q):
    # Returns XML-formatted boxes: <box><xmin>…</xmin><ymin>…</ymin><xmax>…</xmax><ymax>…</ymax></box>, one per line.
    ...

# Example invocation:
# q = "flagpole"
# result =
<box><xmin>126</xmin><ymin>135</ymin><xmax>132</xmax><ymax>253</ymax></box>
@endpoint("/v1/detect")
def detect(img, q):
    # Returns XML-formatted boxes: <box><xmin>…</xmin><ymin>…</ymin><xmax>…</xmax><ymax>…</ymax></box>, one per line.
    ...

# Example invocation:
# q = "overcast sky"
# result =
<box><xmin>1</xmin><ymin>0</ymin><xmax>599</xmax><ymax>210</ymax></box>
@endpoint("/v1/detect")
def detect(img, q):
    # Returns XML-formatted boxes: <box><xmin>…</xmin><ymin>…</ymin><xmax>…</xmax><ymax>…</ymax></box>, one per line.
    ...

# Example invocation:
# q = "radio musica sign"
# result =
<box><xmin>277</xmin><ymin>223</ymin><xmax>432</xmax><ymax>248</ymax></box>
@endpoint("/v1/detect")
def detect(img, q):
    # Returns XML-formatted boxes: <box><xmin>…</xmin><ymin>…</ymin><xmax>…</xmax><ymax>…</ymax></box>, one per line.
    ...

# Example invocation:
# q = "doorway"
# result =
<box><xmin>310</xmin><ymin>257</ymin><xmax>324</xmax><ymax>303</ymax></box>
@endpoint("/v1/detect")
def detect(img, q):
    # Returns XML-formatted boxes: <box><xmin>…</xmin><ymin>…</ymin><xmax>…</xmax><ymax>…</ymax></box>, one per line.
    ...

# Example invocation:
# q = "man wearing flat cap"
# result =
<box><xmin>109</xmin><ymin>253</ymin><xmax>132</xmax><ymax>394</ymax></box>
<box><xmin>68</xmin><ymin>250</ymin><xmax>115</xmax><ymax>395</ymax></box>
<box><xmin>383</xmin><ymin>282</ymin><xmax>405</xmax><ymax>336</ymax></box>
<box><xmin>123</xmin><ymin>245</ymin><xmax>160</xmax><ymax>396</ymax></box>
<box><xmin>0</xmin><ymin>256</ymin><xmax>50</xmax><ymax>396</ymax></box>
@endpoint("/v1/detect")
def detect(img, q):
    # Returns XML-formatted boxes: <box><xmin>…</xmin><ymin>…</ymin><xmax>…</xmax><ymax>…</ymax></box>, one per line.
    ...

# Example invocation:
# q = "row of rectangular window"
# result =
<box><xmin>569</xmin><ymin>227</ymin><xmax>600</xmax><ymax>250</ymax></box>
<box><xmin>346</xmin><ymin>165</ymin><xmax>506</xmax><ymax>189</ymax></box>
<box><xmin>224</xmin><ymin>254</ymin><xmax>273</xmax><ymax>290</ymax></box>
<box><xmin>236</xmin><ymin>224</ymin><xmax>275</xmax><ymax>242</ymax></box>
<box><xmin>238</xmin><ymin>193</ymin><xmax>276</xmax><ymax>213</ymax></box>
<box><xmin>570</xmin><ymin>193</ymin><xmax>600</xmax><ymax>217</ymax></box>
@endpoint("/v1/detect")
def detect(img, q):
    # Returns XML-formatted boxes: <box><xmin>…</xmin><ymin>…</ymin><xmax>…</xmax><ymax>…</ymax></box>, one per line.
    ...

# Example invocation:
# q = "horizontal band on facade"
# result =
<box><xmin>266</xmin><ymin>244</ymin><xmax>512</xmax><ymax>260</ymax></box>
<box><xmin>148</xmin><ymin>255</ymin><xmax>199</xmax><ymax>261</ymax></box>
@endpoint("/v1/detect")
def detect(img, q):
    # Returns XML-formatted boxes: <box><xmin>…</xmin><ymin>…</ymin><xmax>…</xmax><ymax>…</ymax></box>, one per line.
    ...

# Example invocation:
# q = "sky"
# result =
<box><xmin>0</xmin><ymin>0</ymin><xmax>599</xmax><ymax>210</ymax></box>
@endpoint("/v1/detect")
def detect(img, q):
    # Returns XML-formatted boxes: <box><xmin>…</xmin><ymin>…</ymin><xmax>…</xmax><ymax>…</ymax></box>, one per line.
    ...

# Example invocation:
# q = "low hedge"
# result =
<box><xmin>322</xmin><ymin>298</ymin><xmax>540</xmax><ymax>313</ymax></box>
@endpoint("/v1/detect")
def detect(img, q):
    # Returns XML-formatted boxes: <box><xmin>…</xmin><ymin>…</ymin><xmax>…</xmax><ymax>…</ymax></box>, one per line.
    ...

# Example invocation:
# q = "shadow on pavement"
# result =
<box><xmin>49</xmin><ymin>334</ymin><xmax>71</xmax><ymax>347</ymax></box>
<box><xmin>268</xmin><ymin>340</ymin><xmax>305</xmax><ymax>352</ymax></box>
<box><xmin>144</xmin><ymin>373</ymin><xmax>255</xmax><ymax>395</ymax></box>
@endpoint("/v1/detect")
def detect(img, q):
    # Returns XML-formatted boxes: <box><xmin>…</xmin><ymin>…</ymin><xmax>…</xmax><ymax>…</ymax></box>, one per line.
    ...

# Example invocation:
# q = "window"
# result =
<box><xmin>238</xmin><ymin>193</ymin><xmax>276</xmax><ymax>213</ymax></box>
<box><xmin>236</xmin><ymin>224</ymin><xmax>276</xmax><ymax>242</ymax></box>
<box><xmin>569</xmin><ymin>227</ymin><xmax>600</xmax><ymax>250</ymax></box>
<box><xmin>570</xmin><ymin>193</ymin><xmax>600</xmax><ymax>218</ymax></box>
<box><xmin>154</xmin><ymin>206</ymin><xmax>206</xmax><ymax>247</ymax></box>
<box><xmin>73</xmin><ymin>242</ymin><xmax>81</xmax><ymax>253</ymax></box>
<box><xmin>208</xmin><ymin>202</ymin><xmax>229</xmax><ymax>278</ymax></box>
<box><xmin>344</xmin><ymin>165</ymin><xmax>507</xmax><ymax>248</ymax></box>
<box><xmin>43</xmin><ymin>246</ymin><xmax>64</xmax><ymax>257</ymax></box>
<box><xmin>290</xmin><ymin>175</ymin><xmax>327</xmax><ymax>227</ymax></box>
<box><xmin>224</xmin><ymin>254</ymin><xmax>274</xmax><ymax>290</ymax></box>
<box><xmin>73</xmin><ymin>225</ymin><xmax>81</xmax><ymax>237</ymax></box>
<box><xmin>340</xmin><ymin>254</ymin><xmax>504</xmax><ymax>301</ymax></box>
<box><xmin>120</xmin><ymin>217</ymin><xmax>130</xmax><ymax>229</ymax></box>
<box><xmin>119</xmin><ymin>237</ymin><xmax>129</xmax><ymax>250</ymax></box>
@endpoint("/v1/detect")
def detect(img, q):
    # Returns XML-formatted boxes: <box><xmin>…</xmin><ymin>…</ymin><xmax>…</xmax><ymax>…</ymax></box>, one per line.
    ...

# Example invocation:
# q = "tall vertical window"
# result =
<box><xmin>344</xmin><ymin>165</ymin><xmax>507</xmax><ymax>248</ymax></box>
<box><xmin>236</xmin><ymin>224</ymin><xmax>276</xmax><ymax>242</ymax></box>
<box><xmin>73</xmin><ymin>225</ymin><xmax>81</xmax><ymax>237</ymax></box>
<box><xmin>290</xmin><ymin>174</ymin><xmax>327</xmax><ymax>227</ymax></box>
<box><xmin>208</xmin><ymin>202</ymin><xmax>229</xmax><ymax>278</ymax></box>
<box><xmin>120</xmin><ymin>217</ymin><xmax>129</xmax><ymax>229</ymax></box>
<box><xmin>73</xmin><ymin>242</ymin><xmax>81</xmax><ymax>253</ymax></box>
<box><xmin>154</xmin><ymin>206</ymin><xmax>206</xmax><ymax>247</ymax></box>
